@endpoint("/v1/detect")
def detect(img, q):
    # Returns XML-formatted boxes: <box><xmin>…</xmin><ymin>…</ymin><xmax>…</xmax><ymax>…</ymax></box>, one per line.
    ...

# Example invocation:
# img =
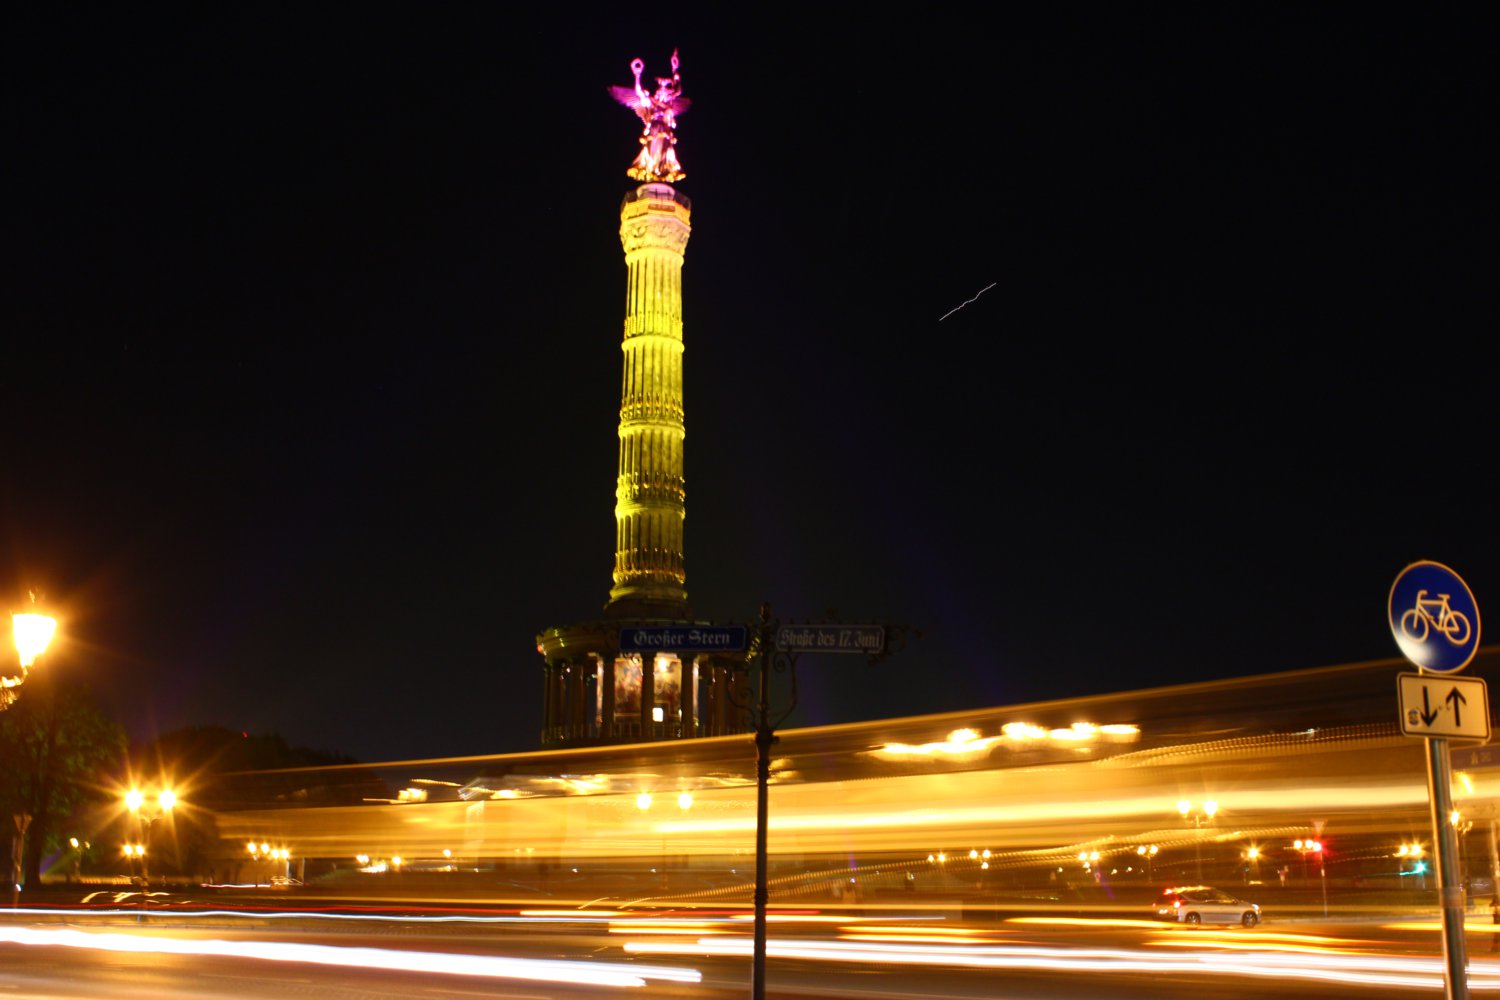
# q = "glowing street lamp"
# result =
<box><xmin>2</xmin><ymin>595</ymin><xmax>57</xmax><ymax>711</ymax></box>
<box><xmin>68</xmin><ymin>837</ymin><xmax>90</xmax><ymax>883</ymax></box>
<box><xmin>1137</xmin><ymin>843</ymin><xmax>1159</xmax><ymax>882</ymax></box>
<box><xmin>125</xmin><ymin>787</ymin><xmax>176</xmax><ymax>889</ymax></box>
<box><xmin>247</xmin><ymin>842</ymin><xmax>292</xmax><ymax>884</ymax></box>
<box><xmin>121</xmin><ymin>842</ymin><xmax>146</xmax><ymax>877</ymax></box>
<box><xmin>1178</xmin><ymin>799</ymin><xmax>1218</xmax><ymax>882</ymax></box>
<box><xmin>637</xmin><ymin>790</ymin><xmax>693</xmax><ymax>886</ymax></box>
<box><xmin>1293</xmin><ymin>837</ymin><xmax>1328</xmax><ymax>916</ymax></box>
<box><xmin>1244</xmin><ymin>845</ymin><xmax>1262</xmax><ymax>883</ymax></box>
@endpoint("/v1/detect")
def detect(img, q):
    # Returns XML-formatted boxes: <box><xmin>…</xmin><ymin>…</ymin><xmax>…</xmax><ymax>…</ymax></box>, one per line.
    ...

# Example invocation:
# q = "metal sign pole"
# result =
<box><xmin>1427</xmin><ymin>735</ymin><xmax>1469</xmax><ymax>1000</ymax></box>
<box><xmin>1389</xmin><ymin>560</ymin><xmax>1483</xmax><ymax>1000</ymax></box>
<box><xmin>737</xmin><ymin>606</ymin><xmax>914</xmax><ymax>1000</ymax></box>
<box><xmin>751</xmin><ymin>617</ymin><xmax>773</xmax><ymax>1000</ymax></box>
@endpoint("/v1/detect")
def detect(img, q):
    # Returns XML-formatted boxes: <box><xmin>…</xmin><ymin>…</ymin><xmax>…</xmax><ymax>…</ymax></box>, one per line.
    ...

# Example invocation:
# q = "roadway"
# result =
<box><xmin>3</xmin><ymin>897</ymin><xmax>1497</xmax><ymax>997</ymax></box>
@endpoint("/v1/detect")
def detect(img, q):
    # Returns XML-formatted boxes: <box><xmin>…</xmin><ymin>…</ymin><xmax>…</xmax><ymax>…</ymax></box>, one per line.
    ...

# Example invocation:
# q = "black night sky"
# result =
<box><xmin>2</xmin><ymin>7</ymin><xmax>1494</xmax><ymax>763</ymax></box>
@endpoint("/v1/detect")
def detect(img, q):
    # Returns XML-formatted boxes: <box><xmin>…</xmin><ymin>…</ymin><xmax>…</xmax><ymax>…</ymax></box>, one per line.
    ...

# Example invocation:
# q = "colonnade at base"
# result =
<box><xmin>537</xmin><ymin>621</ymin><xmax>751</xmax><ymax>748</ymax></box>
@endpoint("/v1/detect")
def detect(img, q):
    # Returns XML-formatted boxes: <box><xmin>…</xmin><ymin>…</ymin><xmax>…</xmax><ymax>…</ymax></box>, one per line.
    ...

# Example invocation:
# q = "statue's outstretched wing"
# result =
<box><xmin>667</xmin><ymin>95</ymin><xmax>692</xmax><ymax>117</ymax></box>
<box><xmin>608</xmin><ymin>84</ymin><xmax>649</xmax><ymax>118</ymax></box>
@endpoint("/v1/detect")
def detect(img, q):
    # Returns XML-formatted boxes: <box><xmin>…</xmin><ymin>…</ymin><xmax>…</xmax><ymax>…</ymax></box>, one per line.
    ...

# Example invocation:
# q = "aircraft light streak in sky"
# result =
<box><xmin>939</xmin><ymin>281</ymin><xmax>997</xmax><ymax>321</ymax></box>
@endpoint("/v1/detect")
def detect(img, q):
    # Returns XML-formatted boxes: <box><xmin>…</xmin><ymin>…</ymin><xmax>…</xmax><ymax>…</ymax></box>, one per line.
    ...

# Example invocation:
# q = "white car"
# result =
<box><xmin>1153</xmin><ymin>885</ymin><xmax>1261</xmax><ymax>926</ymax></box>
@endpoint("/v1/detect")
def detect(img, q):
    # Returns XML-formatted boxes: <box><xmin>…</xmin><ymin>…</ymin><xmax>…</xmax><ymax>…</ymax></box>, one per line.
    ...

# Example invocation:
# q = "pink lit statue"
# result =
<box><xmin>608</xmin><ymin>49</ymin><xmax>691</xmax><ymax>182</ymax></box>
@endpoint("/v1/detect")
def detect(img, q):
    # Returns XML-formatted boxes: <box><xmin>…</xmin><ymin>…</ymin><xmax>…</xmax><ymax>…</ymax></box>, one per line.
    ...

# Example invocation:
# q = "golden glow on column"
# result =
<box><xmin>608</xmin><ymin>184</ymin><xmax>691</xmax><ymax>613</ymax></box>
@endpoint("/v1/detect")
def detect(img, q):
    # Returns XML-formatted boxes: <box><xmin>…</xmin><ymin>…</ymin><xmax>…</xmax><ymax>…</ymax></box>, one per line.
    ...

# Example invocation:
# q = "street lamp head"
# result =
<box><xmin>12</xmin><ymin>611</ymin><xmax>57</xmax><ymax>668</ymax></box>
<box><xmin>3</xmin><ymin>598</ymin><xmax>58</xmax><ymax>709</ymax></box>
<box><xmin>1177</xmin><ymin>799</ymin><xmax>1191</xmax><ymax>817</ymax></box>
<box><xmin>126</xmin><ymin>786</ymin><xmax>177</xmax><ymax>817</ymax></box>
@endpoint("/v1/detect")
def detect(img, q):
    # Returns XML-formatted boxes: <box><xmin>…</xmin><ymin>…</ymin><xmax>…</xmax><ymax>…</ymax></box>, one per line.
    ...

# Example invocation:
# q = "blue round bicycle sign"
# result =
<box><xmin>1388</xmin><ymin>560</ymin><xmax>1481</xmax><ymax>673</ymax></box>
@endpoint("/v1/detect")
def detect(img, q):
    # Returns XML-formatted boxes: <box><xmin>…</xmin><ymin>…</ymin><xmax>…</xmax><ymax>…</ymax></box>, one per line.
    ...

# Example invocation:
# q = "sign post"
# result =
<box><xmin>739</xmin><ymin>608</ymin><xmax>913</xmax><ymax>1000</ymax></box>
<box><xmin>1390</xmin><ymin>560</ymin><xmax>1482</xmax><ymax>1000</ymax></box>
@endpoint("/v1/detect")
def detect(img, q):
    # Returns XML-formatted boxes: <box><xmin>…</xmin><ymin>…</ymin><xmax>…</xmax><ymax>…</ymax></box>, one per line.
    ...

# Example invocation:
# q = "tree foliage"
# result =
<box><xmin>0</xmin><ymin>678</ymin><xmax>127</xmax><ymax>885</ymax></box>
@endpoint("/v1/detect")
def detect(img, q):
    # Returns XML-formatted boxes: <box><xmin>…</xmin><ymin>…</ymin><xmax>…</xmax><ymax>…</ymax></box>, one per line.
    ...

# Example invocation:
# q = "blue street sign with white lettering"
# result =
<box><xmin>1389</xmin><ymin>560</ymin><xmax>1481</xmax><ymax>674</ymax></box>
<box><xmin>619</xmin><ymin>625</ymin><xmax>747</xmax><ymax>653</ymax></box>
<box><xmin>1451</xmin><ymin>743</ymin><xmax>1500</xmax><ymax>771</ymax></box>
<box><xmin>775</xmin><ymin>625</ymin><xmax>886</xmax><ymax>655</ymax></box>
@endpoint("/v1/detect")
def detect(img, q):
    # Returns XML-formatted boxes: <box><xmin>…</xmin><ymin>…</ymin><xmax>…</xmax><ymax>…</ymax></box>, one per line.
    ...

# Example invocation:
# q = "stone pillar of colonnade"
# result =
<box><xmin>639</xmin><ymin>652</ymin><xmax>656</xmax><ymax>739</ymax></box>
<box><xmin>567</xmin><ymin>656</ymin><xmax>592</xmax><ymax>739</ymax></box>
<box><xmin>599</xmin><ymin>657</ymin><xmax>616</xmax><ymax>740</ymax></box>
<box><xmin>680</xmin><ymin>657</ymin><xmax>697</xmax><ymax>738</ymax></box>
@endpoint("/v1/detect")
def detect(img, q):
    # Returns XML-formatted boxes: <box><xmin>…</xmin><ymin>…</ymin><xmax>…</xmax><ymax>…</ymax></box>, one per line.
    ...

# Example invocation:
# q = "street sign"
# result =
<box><xmin>775</xmin><ymin>625</ymin><xmax>885</xmax><ymax>655</ymax></box>
<box><xmin>1398</xmin><ymin>672</ymin><xmax>1490</xmax><ymax>741</ymax></box>
<box><xmin>619</xmin><ymin>625</ymin><xmax>748</xmax><ymax>653</ymax></box>
<box><xmin>1451</xmin><ymin>744</ymin><xmax>1500</xmax><ymax>771</ymax></box>
<box><xmin>1388</xmin><ymin>560</ymin><xmax>1481</xmax><ymax>673</ymax></box>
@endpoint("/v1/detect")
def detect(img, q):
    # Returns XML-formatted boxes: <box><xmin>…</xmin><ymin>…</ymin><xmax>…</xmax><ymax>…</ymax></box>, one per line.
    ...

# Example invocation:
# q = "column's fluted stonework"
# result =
<box><xmin>606</xmin><ymin>182</ymin><xmax>691</xmax><ymax>618</ymax></box>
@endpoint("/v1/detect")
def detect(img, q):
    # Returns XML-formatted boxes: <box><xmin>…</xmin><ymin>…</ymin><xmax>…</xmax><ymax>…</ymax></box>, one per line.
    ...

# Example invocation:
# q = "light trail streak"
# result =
<box><xmin>623</xmin><ymin>936</ymin><xmax>1500</xmax><ymax>990</ymax></box>
<box><xmin>0</xmin><ymin>926</ymin><xmax>700</xmax><ymax>988</ymax></box>
<box><xmin>1387</xmin><ymin>920</ymin><xmax>1500</xmax><ymax>933</ymax></box>
<box><xmin>938</xmin><ymin>281</ymin><xmax>996</xmax><ymax>321</ymax></box>
<box><xmin>11</xmin><ymin>905</ymin><xmax>620</xmax><ymax>926</ymax></box>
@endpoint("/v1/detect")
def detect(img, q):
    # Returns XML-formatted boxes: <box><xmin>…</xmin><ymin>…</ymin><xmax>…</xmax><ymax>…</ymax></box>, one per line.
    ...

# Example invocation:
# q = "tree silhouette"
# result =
<box><xmin>0</xmin><ymin>676</ymin><xmax>127</xmax><ymax>887</ymax></box>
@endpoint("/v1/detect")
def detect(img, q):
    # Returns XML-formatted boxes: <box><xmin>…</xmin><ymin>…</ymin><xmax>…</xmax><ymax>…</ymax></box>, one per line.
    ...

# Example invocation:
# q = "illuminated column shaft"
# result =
<box><xmin>608</xmin><ymin>182</ymin><xmax>691</xmax><ymax>615</ymax></box>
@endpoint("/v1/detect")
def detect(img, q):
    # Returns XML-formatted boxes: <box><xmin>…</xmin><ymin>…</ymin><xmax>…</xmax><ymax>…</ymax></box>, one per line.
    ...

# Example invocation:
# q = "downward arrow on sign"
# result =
<box><xmin>1420</xmin><ymin>688</ymin><xmax>1440</xmax><ymax>726</ymax></box>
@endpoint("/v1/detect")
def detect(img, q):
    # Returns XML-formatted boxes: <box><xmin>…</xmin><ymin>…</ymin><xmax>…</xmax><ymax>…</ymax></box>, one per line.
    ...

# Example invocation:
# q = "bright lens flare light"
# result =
<box><xmin>126</xmin><ymin>788</ymin><xmax>175</xmax><ymax>814</ymax></box>
<box><xmin>12</xmin><ymin>612</ymin><xmax>57</xmax><ymax>667</ymax></box>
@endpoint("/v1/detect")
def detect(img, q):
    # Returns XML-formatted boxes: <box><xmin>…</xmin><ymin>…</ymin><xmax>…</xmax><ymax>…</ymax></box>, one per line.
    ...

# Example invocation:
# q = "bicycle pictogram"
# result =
<box><xmin>1399</xmin><ymin>589</ymin><xmax>1473</xmax><ymax>647</ymax></box>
